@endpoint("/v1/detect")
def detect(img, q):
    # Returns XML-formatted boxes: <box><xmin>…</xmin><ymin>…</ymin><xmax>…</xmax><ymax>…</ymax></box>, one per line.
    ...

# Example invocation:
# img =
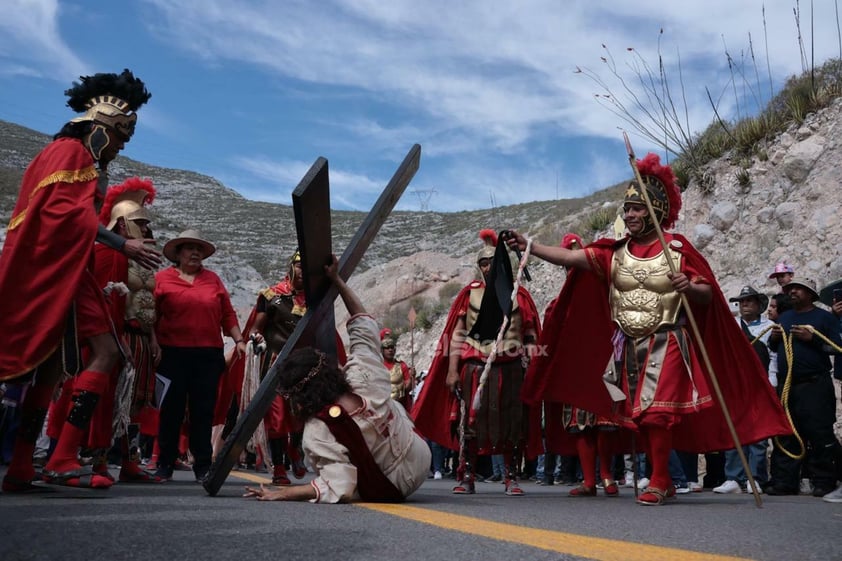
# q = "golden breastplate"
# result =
<box><xmin>126</xmin><ymin>263</ymin><xmax>156</xmax><ymax>331</ymax></box>
<box><xmin>464</xmin><ymin>287</ymin><xmax>523</xmax><ymax>356</ymax></box>
<box><xmin>389</xmin><ymin>363</ymin><xmax>405</xmax><ymax>400</ymax></box>
<box><xmin>609</xmin><ymin>243</ymin><xmax>682</xmax><ymax>338</ymax></box>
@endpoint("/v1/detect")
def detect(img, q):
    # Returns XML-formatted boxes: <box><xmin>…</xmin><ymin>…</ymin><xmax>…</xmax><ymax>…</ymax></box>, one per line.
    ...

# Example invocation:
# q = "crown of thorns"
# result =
<box><xmin>279</xmin><ymin>350</ymin><xmax>326</xmax><ymax>399</ymax></box>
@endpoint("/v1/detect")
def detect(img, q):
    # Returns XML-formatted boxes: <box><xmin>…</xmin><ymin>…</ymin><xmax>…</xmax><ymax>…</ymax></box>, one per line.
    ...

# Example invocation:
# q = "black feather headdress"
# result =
<box><xmin>65</xmin><ymin>68</ymin><xmax>151</xmax><ymax>113</ymax></box>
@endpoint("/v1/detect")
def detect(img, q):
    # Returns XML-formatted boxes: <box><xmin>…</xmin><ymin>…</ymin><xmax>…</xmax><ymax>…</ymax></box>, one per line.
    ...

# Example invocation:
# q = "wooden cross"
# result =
<box><xmin>203</xmin><ymin>144</ymin><xmax>421</xmax><ymax>495</ymax></box>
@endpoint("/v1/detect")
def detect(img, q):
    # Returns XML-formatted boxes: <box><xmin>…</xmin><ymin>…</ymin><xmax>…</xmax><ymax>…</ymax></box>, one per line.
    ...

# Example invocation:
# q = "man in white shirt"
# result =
<box><xmin>713</xmin><ymin>286</ymin><xmax>775</xmax><ymax>494</ymax></box>
<box><xmin>243</xmin><ymin>255</ymin><xmax>430</xmax><ymax>503</ymax></box>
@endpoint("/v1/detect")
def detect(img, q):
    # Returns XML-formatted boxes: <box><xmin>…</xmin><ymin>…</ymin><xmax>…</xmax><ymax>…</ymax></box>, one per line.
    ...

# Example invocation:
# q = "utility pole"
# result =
<box><xmin>412</xmin><ymin>188</ymin><xmax>437</xmax><ymax>211</ymax></box>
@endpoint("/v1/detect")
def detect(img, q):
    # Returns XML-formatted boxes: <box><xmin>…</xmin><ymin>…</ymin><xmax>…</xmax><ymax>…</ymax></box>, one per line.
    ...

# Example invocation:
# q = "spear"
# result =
<box><xmin>408</xmin><ymin>305</ymin><xmax>417</xmax><ymax>392</ymax></box>
<box><xmin>623</xmin><ymin>132</ymin><xmax>762</xmax><ymax>508</ymax></box>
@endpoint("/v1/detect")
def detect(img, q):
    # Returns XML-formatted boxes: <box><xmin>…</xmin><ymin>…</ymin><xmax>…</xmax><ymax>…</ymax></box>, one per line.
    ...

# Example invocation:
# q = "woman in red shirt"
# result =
<box><xmin>154</xmin><ymin>230</ymin><xmax>246</xmax><ymax>482</ymax></box>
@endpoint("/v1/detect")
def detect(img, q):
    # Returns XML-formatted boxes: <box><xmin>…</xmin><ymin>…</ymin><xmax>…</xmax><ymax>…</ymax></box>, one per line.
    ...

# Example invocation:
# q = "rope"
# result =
<box><xmin>111</xmin><ymin>363</ymin><xmax>136</xmax><ymax>438</ymax></box>
<box><xmin>774</xmin><ymin>328</ymin><xmax>806</xmax><ymax>460</ymax></box>
<box><xmin>747</xmin><ymin>321</ymin><xmax>842</xmax><ymax>460</ymax></box>
<box><xmin>240</xmin><ymin>341</ymin><xmax>271</xmax><ymax>471</ymax></box>
<box><xmin>775</xmin><ymin>323</ymin><xmax>842</xmax><ymax>460</ymax></box>
<box><xmin>471</xmin><ymin>237</ymin><xmax>533</xmax><ymax>412</ymax></box>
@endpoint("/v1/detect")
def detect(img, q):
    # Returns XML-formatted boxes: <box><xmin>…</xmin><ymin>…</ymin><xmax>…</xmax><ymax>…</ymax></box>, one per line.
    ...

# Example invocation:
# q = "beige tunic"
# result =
<box><xmin>305</xmin><ymin>314</ymin><xmax>431</xmax><ymax>503</ymax></box>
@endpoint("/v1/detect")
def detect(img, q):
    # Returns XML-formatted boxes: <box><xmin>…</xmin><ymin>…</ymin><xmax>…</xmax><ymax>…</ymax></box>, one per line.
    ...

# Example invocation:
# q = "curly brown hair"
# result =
<box><xmin>277</xmin><ymin>347</ymin><xmax>349</xmax><ymax>419</ymax></box>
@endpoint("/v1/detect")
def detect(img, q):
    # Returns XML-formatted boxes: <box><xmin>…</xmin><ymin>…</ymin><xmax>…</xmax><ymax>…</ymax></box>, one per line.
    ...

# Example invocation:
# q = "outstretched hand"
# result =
<box><xmin>124</xmin><ymin>238</ymin><xmax>162</xmax><ymax>270</ymax></box>
<box><xmin>243</xmin><ymin>483</ymin><xmax>287</xmax><ymax>501</ymax></box>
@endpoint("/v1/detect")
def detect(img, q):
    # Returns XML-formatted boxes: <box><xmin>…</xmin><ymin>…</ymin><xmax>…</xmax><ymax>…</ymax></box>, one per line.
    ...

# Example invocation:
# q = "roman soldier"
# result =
<box><xmin>46</xmin><ymin>177</ymin><xmax>161</xmax><ymax>482</ymax></box>
<box><xmin>380</xmin><ymin>328</ymin><xmax>414</xmax><ymax>411</ymax></box>
<box><xmin>508</xmin><ymin>153</ymin><xmax>791</xmax><ymax>505</ymax></box>
<box><xmin>412</xmin><ymin>230</ymin><xmax>542</xmax><ymax>496</ymax></box>
<box><xmin>0</xmin><ymin>70</ymin><xmax>155</xmax><ymax>492</ymax></box>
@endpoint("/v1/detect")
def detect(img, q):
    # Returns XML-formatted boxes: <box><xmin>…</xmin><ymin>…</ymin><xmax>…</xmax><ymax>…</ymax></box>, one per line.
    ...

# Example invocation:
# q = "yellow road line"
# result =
<box><xmin>359</xmin><ymin>503</ymin><xmax>754</xmax><ymax>561</ymax></box>
<box><xmin>228</xmin><ymin>472</ymin><xmax>752</xmax><ymax>561</ymax></box>
<box><xmin>229</xmin><ymin>471</ymin><xmax>273</xmax><ymax>485</ymax></box>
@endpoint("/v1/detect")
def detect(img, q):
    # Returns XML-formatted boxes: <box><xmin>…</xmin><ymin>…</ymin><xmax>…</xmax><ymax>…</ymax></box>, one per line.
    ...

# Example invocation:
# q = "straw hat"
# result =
<box><xmin>163</xmin><ymin>229</ymin><xmax>216</xmax><ymax>262</ymax></box>
<box><xmin>782</xmin><ymin>277</ymin><xmax>819</xmax><ymax>301</ymax></box>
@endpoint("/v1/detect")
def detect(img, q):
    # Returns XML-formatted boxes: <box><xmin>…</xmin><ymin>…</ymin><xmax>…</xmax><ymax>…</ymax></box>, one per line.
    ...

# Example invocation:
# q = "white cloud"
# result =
<box><xmin>227</xmin><ymin>154</ymin><xmax>385</xmax><ymax>211</ymax></box>
<box><xmin>0</xmin><ymin>0</ymin><xmax>89</xmax><ymax>80</ymax></box>
<box><xmin>142</xmin><ymin>0</ymin><xmax>840</xmax><ymax>159</ymax></box>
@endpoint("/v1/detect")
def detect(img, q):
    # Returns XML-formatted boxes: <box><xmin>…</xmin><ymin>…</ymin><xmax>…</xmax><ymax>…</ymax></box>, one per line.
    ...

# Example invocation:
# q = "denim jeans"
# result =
<box><xmin>669</xmin><ymin>450</ymin><xmax>688</xmax><ymax>486</ymax></box>
<box><xmin>624</xmin><ymin>453</ymin><xmax>647</xmax><ymax>478</ymax></box>
<box><xmin>491</xmin><ymin>454</ymin><xmax>506</xmax><ymax>477</ymax></box>
<box><xmin>429</xmin><ymin>440</ymin><xmax>447</xmax><ymax>473</ymax></box>
<box><xmin>724</xmin><ymin>440</ymin><xmax>769</xmax><ymax>484</ymax></box>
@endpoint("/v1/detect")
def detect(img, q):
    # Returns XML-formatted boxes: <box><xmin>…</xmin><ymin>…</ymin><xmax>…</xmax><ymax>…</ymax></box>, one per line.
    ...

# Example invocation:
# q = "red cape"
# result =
<box><xmin>0</xmin><ymin>138</ymin><xmax>99</xmax><ymax>382</ymax></box>
<box><xmin>523</xmin><ymin>234</ymin><xmax>791</xmax><ymax>453</ymax></box>
<box><xmin>411</xmin><ymin>283</ymin><xmax>544</xmax><ymax>458</ymax></box>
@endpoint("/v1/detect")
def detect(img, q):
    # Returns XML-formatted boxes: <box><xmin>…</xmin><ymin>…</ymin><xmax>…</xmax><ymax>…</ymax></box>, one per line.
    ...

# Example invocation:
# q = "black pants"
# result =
<box><xmin>769</xmin><ymin>374</ymin><xmax>839</xmax><ymax>491</ymax></box>
<box><xmin>156</xmin><ymin>346</ymin><xmax>224</xmax><ymax>479</ymax></box>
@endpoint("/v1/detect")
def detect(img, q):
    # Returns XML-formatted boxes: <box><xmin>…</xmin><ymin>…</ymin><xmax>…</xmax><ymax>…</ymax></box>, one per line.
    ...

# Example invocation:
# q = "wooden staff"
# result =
<box><xmin>408</xmin><ymin>305</ymin><xmax>417</xmax><ymax>392</ymax></box>
<box><xmin>623</xmin><ymin>132</ymin><xmax>762</xmax><ymax>508</ymax></box>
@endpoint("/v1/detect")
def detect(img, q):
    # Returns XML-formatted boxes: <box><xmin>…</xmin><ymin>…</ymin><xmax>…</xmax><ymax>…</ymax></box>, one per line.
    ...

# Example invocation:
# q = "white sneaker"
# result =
<box><xmin>636</xmin><ymin>477</ymin><xmax>650</xmax><ymax>490</ymax></box>
<box><xmin>799</xmin><ymin>478</ymin><xmax>814</xmax><ymax>495</ymax></box>
<box><xmin>713</xmin><ymin>480</ymin><xmax>742</xmax><ymax>494</ymax></box>
<box><xmin>433</xmin><ymin>471</ymin><xmax>443</xmax><ymax>480</ymax></box>
<box><xmin>746</xmin><ymin>480</ymin><xmax>764</xmax><ymax>494</ymax></box>
<box><xmin>687</xmin><ymin>481</ymin><xmax>703</xmax><ymax>493</ymax></box>
<box><xmin>822</xmin><ymin>485</ymin><xmax>842</xmax><ymax>503</ymax></box>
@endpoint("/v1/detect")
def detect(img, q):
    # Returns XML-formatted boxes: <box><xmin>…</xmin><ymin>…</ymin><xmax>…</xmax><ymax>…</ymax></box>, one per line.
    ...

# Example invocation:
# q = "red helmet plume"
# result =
<box><xmin>560</xmin><ymin>233</ymin><xmax>583</xmax><ymax>250</ymax></box>
<box><xmin>99</xmin><ymin>177</ymin><xmax>156</xmax><ymax>226</ymax></box>
<box><xmin>629</xmin><ymin>153</ymin><xmax>681</xmax><ymax>230</ymax></box>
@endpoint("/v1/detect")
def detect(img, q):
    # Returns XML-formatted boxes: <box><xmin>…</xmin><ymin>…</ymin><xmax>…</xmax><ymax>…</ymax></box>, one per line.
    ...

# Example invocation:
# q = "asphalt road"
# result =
<box><xmin>1</xmin><ymin>467</ymin><xmax>839</xmax><ymax>561</ymax></box>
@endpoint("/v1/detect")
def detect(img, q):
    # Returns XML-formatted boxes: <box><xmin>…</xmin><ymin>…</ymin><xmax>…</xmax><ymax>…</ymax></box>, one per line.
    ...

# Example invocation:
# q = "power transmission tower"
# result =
<box><xmin>412</xmin><ymin>188</ymin><xmax>437</xmax><ymax>211</ymax></box>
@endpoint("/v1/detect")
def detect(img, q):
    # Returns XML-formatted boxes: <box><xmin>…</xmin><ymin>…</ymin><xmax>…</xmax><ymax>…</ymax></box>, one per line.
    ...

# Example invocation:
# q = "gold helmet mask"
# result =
<box><xmin>476</xmin><ymin>229</ymin><xmax>498</xmax><ymax>279</ymax></box>
<box><xmin>64</xmin><ymin>69</ymin><xmax>151</xmax><ymax>160</ymax></box>
<box><xmin>288</xmin><ymin>249</ymin><xmax>302</xmax><ymax>283</ymax></box>
<box><xmin>622</xmin><ymin>153</ymin><xmax>681</xmax><ymax>236</ymax></box>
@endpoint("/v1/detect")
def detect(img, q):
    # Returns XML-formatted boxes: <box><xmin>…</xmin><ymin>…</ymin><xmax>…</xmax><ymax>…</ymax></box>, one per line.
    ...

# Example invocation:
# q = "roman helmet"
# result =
<box><xmin>65</xmin><ymin>69</ymin><xmax>151</xmax><ymax>160</ymax></box>
<box><xmin>560</xmin><ymin>233</ymin><xmax>583</xmax><ymax>250</ymax></box>
<box><xmin>623</xmin><ymin>153</ymin><xmax>681</xmax><ymax>235</ymax></box>
<box><xmin>287</xmin><ymin>248</ymin><xmax>302</xmax><ymax>281</ymax></box>
<box><xmin>99</xmin><ymin>177</ymin><xmax>156</xmax><ymax>239</ymax></box>
<box><xmin>476</xmin><ymin>229</ymin><xmax>497</xmax><ymax>278</ymax></box>
<box><xmin>380</xmin><ymin>328</ymin><xmax>396</xmax><ymax>350</ymax></box>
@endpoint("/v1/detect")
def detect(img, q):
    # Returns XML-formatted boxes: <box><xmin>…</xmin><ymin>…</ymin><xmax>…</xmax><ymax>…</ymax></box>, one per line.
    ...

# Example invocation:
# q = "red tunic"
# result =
<box><xmin>0</xmin><ymin>138</ymin><xmax>101</xmax><ymax>382</ymax></box>
<box><xmin>154</xmin><ymin>266</ymin><xmax>239</xmax><ymax>348</ymax></box>
<box><xmin>523</xmin><ymin>234</ymin><xmax>791</xmax><ymax>453</ymax></box>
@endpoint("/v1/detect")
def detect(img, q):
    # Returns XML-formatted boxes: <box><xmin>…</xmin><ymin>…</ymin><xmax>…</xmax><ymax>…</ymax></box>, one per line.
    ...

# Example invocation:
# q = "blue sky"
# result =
<box><xmin>1</xmin><ymin>1</ymin><xmax>839</xmax><ymax>212</ymax></box>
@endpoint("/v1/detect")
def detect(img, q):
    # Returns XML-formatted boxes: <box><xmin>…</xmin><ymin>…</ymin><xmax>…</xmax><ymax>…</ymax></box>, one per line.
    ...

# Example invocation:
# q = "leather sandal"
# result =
<box><xmin>119</xmin><ymin>467</ymin><xmax>165</xmax><ymax>483</ymax></box>
<box><xmin>637</xmin><ymin>486</ymin><xmax>669</xmax><ymax>505</ymax></box>
<box><xmin>568</xmin><ymin>483</ymin><xmax>597</xmax><ymax>497</ymax></box>
<box><xmin>452</xmin><ymin>480</ymin><xmax>476</xmax><ymax>494</ymax></box>
<box><xmin>504</xmin><ymin>479</ymin><xmax>525</xmax><ymax>496</ymax></box>
<box><xmin>603</xmin><ymin>478</ymin><xmax>620</xmax><ymax>497</ymax></box>
<box><xmin>42</xmin><ymin>466</ymin><xmax>113</xmax><ymax>489</ymax></box>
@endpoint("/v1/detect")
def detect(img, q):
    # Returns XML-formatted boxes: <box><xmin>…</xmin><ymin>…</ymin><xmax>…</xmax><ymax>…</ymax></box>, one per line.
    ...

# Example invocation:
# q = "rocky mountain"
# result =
<box><xmin>3</xmin><ymin>97</ymin><xmax>842</xmax><ymax>374</ymax></box>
